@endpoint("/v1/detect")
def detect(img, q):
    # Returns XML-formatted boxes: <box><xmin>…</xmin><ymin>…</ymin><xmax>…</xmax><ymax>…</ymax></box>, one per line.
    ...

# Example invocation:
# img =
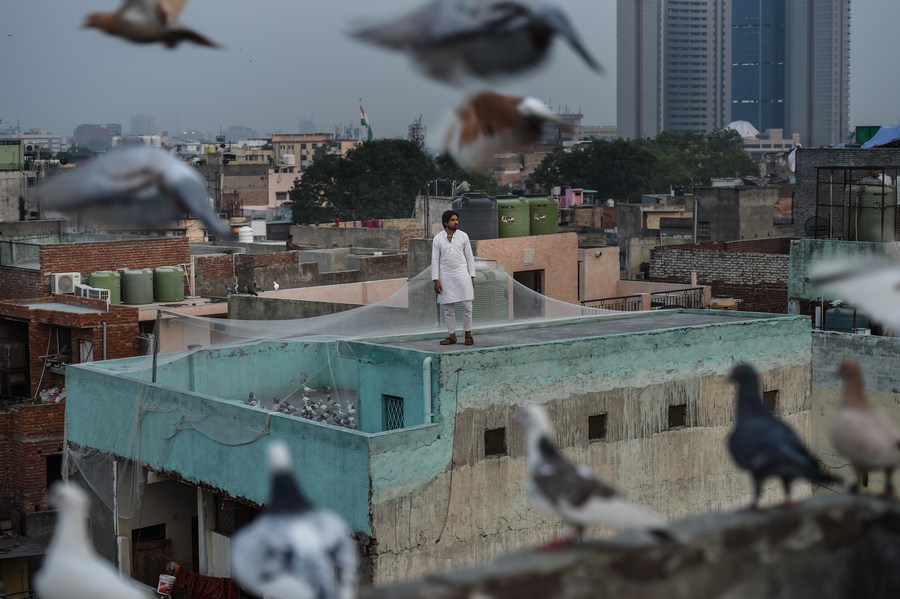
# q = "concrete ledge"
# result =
<box><xmin>362</xmin><ymin>494</ymin><xmax>900</xmax><ymax>599</ymax></box>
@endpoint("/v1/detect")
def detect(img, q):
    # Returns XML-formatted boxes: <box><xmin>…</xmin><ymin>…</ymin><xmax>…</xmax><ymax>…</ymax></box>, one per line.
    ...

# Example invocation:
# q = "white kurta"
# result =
<box><xmin>432</xmin><ymin>229</ymin><xmax>476</xmax><ymax>304</ymax></box>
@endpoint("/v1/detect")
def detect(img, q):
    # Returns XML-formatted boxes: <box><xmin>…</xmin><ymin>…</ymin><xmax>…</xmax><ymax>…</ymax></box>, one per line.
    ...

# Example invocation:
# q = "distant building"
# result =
<box><xmin>0</xmin><ymin>131</ymin><xmax>70</xmax><ymax>156</ymax></box>
<box><xmin>73</xmin><ymin>123</ymin><xmax>122</xmax><ymax>151</ymax></box>
<box><xmin>129</xmin><ymin>113</ymin><xmax>155</xmax><ymax>136</ymax></box>
<box><xmin>225</xmin><ymin>125</ymin><xmax>258</xmax><ymax>141</ymax></box>
<box><xmin>617</xmin><ymin>0</ymin><xmax>850</xmax><ymax>146</ymax></box>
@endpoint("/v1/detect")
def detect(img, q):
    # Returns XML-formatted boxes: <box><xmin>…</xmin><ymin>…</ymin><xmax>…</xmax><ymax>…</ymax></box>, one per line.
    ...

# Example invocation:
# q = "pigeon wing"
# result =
<box><xmin>532</xmin><ymin>437</ymin><xmax>618</xmax><ymax>508</ymax></box>
<box><xmin>348</xmin><ymin>1</ymin><xmax>443</xmax><ymax>49</ymax></box>
<box><xmin>535</xmin><ymin>4</ymin><xmax>603</xmax><ymax>73</ymax></box>
<box><xmin>157</xmin><ymin>0</ymin><xmax>188</xmax><ymax>23</ymax></box>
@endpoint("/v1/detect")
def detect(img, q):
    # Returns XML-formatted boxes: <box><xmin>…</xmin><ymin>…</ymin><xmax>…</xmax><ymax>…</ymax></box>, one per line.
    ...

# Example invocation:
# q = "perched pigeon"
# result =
<box><xmin>231</xmin><ymin>441</ymin><xmax>358</xmax><ymax>599</ymax></box>
<box><xmin>831</xmin><ymin>360</ymin><xmax>900</xmax><ymax>495</ymax></box>
<box><xmin>727</xmin><ymin>363</ymin><xmax>836</xmax><ymax>509</ymax></box>
<box><xmin>273</xmin><ymin>281</ymin><xmax>280</xmax><ymax>291</ymax></box>
<box><xmin>438</xmin><ymin>91</ymin><xmax>567</xmax><ymax>170</ymax></box>
<box><xmin>349</xmin><ymin>0</ymin><xmax>602</xmax><ymax>83</ymax></box>
<box><xmin>253</xmin><ymin>281</ymin><xmax>262</xmax><ymax>293</ymax></box>
<box><xmin>36</xmin><ymin>482</ymin><xmax>151</xmax><ymax>599</ymax></box>
<box><xmin>244</xmin><ymin>284</ymin><xmax>258</xmax><ymax>296</ymax></box>
<box><xmin>83</xmin><ymin>0</ymin><xmax>219</xmax><ymax>48</ymax></box>
<box><xmin>808</xmin><ymin>257</ymin><xmax>900</xmax><ymax>333</ymax></box>
<box><xmin>38</xmin><ymin>146</ymin><xmax>233</xmax><ymax>239</ymax></box>
<box><xmin>515</xmin><ymin>403</ymin><xmax>669</xmax><ymax>542</ymax></box>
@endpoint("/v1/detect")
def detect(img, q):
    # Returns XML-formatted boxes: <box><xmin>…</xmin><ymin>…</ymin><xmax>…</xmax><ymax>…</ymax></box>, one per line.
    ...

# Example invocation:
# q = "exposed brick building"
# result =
<box><xmin>648</xmin><ymin>237</ymin><xmax>794</xmax><ymax>313</ymax></box>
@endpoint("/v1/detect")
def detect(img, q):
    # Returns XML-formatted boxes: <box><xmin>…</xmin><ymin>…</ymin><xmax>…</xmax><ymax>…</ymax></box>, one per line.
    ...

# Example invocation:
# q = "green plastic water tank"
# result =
<box><xmin>153</xmin><ymin>266</ymin><xmax>185</xmax><ymax>302</ymax></box>
<box><xmin>497</xmin><ymin>199</ymin><xmax>530</xmax><ymax>238</ymax></box>
<box><xmin>87</xmin><ymin>270</ymin><xmax>122</xmax><ymax>304</ymax></box>
<box><xmin>527</xmin><ymin>197</ymin><xmax>558</xmax><ymax>235</ymax></box>
<box><xmin>121</xmin><ymin>268</ymin><xmax>154</xmax><ymax>305</ymax></box>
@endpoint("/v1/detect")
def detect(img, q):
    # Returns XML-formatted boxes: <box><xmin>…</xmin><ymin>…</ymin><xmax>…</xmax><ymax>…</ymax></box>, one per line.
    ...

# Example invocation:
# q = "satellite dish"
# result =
<box><xmin>804</xmin><ymin>216</ymin><xmax>830</xmax><ymax>237</ymax></box>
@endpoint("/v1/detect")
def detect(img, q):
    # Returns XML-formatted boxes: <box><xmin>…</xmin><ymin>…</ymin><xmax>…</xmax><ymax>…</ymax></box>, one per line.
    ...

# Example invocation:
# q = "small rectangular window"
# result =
<box><xmin>668</xmin><ymin>404</ymin><xmax>687</xmax><ymax>429</ymax></box>
<box><xmin>484</xmin><ymin>427</ymin><xmax>507</xmax><ymax>457</ymax></box>
<box><xmin>588</xmin><ymin>413</ymin><xmax>608</xmax><ymax>441</ymax></box>
<box><xmin>763</xmin><ymin>390</ymin><xmax>778</xmax><ymax>413</ymax></box>
<box><xmin>382</xmin><ymin>395</ymin><xmax>404</xmax><ymax>431</ymax></box>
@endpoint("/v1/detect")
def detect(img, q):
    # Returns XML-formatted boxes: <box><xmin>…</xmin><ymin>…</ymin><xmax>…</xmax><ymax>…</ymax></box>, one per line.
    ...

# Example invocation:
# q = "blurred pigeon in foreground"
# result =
<box><xmin>349</xmin><ymin>0</ymin><xmax>602</xmax><ymax>83</ymax></box>
<box><xmin>727</xmin><ymin>363</ymin><xmax>836</xmax><ymax>509</ymax></box>
<box><xmin>84</xmin><ymin>0</ymin><xmax>219</xmax><ymax>48</ymax></box>
<box><xmin>515</xmin><ymin>403</ymin><xmax>669</xmax><ymax>542</ymax></box>
<box><xmin>438</xmin><ymin>91</ymin><xmax>567</xmax><ymax>170</ymax></box>
<box><xmin>39</xmin><ymin>146</ymin><xmax>232</xmax><ymax>239</ymax></box>
<box><xmin>831</xmin><ymin>360</ymin><xmax>900</xmax><ymax>495</ymax></box>
<box><xmin>231</xmin><ymin>441</ymin><xmax>358</xmax><ymax>599</ymax></box>
<box><xmin>36</xmin><ymin>482</ymin><xmax>151</xmax><ymax>599</ymax></box>
<box><xmin>808</xmin><ymin>257</ymin><xmax>900</xmax><ymax>333</ymax></box>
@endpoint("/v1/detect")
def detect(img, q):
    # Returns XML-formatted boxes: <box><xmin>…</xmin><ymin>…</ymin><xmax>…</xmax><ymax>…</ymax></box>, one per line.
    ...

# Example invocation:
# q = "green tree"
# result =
<box><xmin>289</xmin><ymin>139</ymin><xmax>437</xmax><ymax>224</ymax></box>
<box><xmin>530</xmin><ymin>131</ymin><xmax>759</xmax><ymax>200</ymax></box>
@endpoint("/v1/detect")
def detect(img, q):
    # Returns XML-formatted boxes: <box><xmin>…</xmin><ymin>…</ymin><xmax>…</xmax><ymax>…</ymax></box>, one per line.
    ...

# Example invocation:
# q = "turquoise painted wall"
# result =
<box><xmin>66</xmin><ymin>360</ymin><xmax>373</xmax><ymax>533</ymax></box>
<box><xmin>788</xmin><ymin>238</ymin><xmax>887</xmax><ymax>301</ymax></box>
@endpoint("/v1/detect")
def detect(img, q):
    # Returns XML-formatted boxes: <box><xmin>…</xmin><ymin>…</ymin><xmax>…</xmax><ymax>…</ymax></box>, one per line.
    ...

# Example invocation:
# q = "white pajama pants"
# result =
<box><xmin>443</xmin><ymin>301</ymin><xmax>473</xmax><ymax>334</ymax></box>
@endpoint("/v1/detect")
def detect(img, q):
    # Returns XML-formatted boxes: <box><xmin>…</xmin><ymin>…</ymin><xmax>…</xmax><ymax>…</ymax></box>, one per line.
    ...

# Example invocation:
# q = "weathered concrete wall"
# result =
<box><xmin>476</xmin><ymin>233</ymin><xmax>579</xmax><ymax>303</ymax></box>
<box><xmin>810</xmin><ymin>330</ymin><xmax>900</xmax><ymax>494</ymax></box>
<box><xmin>579</xmin><ymin>246</ymin><xmax>619</xmax><ymax>301</ymax></box>
<box><xmin>363</xmin><ymin>494</ymin><xmax>900</xmax><ymax>599</ymax></box>
<box><xmin>0</xmin><ymin>220</ymin><xmax>66</xmax><ymax>239</ymax></box>
<box><xmin>292</xmin><ymin>225</ymin><xmax>403</xmax><ymax>249</ymax></box>
<box><xmin>368</xmin><ymin>314</ymin><xmax>813</xmax><ymax>583</ymax></box>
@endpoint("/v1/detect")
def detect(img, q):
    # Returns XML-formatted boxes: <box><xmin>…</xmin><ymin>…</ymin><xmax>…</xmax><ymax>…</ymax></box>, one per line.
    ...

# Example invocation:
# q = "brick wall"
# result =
<box><xmin>0</xmin><ymin>267</ymin><xmax>44</xmax><ymax>301</ymax></box>
<box><xmin>37</xmin><ymin>237</ymin><xmax>190</xmax><ymax>291</ymax></box>
<box><xmin>0</xmin><ymin>402</ymin><xmax>65</xmax><ymax>516</ymax></box>
<box><xmin>649</xmin><ymin>245</ymin><xmax>790</xmax><ymax>313</ymax></box>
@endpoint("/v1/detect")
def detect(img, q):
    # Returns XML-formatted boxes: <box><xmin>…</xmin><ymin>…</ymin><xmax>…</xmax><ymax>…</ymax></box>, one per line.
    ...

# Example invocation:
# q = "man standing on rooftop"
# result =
<box><xmin>432</xmin><ymin>210</ymin><xmax>476</xmax><ymax>345</ymax></box>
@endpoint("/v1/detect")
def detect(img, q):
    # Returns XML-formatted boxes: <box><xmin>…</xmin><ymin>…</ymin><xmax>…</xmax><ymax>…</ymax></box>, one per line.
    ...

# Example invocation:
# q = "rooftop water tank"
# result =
<box><xmin>497</xmin><ymin>198</ymin><xmax>530</xmax><ymax>238</ymax></box>
<box><xmin>824</xmin><ymin>307</ymin><xmax>870</xmax><ymax>333</ymax></box>
<box><xmin>843</xmin><ymin>182</ymin><xmax>896</xmax><ymax>242</ymax></box>
<box><xmin>121</xmin><ymin>268</ymin><xmax>154</xmax><ymax>305</ymax></box>
<box><xmin>238</xmin><ymin>226</ymin><xmax>254</xmax><ymax>243</ymax></box>
<box><xmin>527</xmin><ymin>197</ymin><xmax>558</xmax><ymax>235</ymax></box>
<box><xmin>153</xmin><ymin>267</ymin><xmax>185</xmax><ymax>302</ymax></box>
<box><xmin>452</xmin><ymin>193</ymin><xmax>497</xmax><ymax>240</ymax></box>
<box><xmin>88</xmin><ymin>270</ymin><xmax>122</xmax><ymax>305</ymax></box>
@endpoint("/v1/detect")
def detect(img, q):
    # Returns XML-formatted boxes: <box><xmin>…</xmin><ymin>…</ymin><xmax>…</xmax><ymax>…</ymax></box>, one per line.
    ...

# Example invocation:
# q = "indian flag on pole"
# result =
<box><xmin>359</xmin><ymin>101</ymin><xmax>373</xmax><ymax>142</ymax></box>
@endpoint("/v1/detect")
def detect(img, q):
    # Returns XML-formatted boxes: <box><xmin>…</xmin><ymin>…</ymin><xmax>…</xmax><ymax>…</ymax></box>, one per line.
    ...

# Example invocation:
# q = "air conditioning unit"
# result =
<box><xmin>74</xmin><ymin>283</ymin><xmax>110</xmax><ymax>301</ymax></box>
<box><xmin>50</xmin><ymin>272</ymin><xmax>82</xmax><ymax>294</ymax></box>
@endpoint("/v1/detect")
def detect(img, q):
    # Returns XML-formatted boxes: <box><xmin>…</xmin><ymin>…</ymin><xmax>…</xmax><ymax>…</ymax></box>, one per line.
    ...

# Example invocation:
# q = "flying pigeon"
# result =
<box><xmin>83</xmin><ymin>0</ymin><xmax>220</xmax><ymax>49</ymax></box>
<box><xmin>349</xmin><ymin>0</ymin><xmax>602</xmax><ymax>83</ymax></box>
<box><xmin>808</xmin><ymin>257</ymin><xmax>900</xmax><ymax>333</ymax></box>
<box><xmin>727</xmin><ymin>363</ymin><xmax>836</xmax><ymax>509</ymax></box>
<box><xmin>38</xmin><ymin>146</ymin><xmax>233</xmax><ymax>239</ymax></box>
<box><xmin>831</xmin><ymin>360</ymin><xmax>900</xmax><ymax>495</ymax></box>
<box><xmin>515</xmin><ymin>403</ymin><xmax>669</xmax><ymax>542</ymax></box>
<box><xmin>438</xmin><ymin>91</ymin><xmax>567</xmax><ymax>170</ymax></box>
<box><xmin>36</xmin><ymin>482</ymin><xmax>151</xmax><ymax>599</ymax></box>
<box><xmin>273</xmin><ymin>281</ymin><xmax>280</xmax><ymax>291</ymax></box>
<box><xmin>231</xmin><ymin>441</ymin><xmax>358</xmax><ymax>599</ymax></box>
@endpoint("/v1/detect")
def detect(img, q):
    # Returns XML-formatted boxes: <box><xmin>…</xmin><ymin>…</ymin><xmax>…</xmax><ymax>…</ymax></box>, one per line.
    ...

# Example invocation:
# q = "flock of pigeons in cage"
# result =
<box><xmin>246</xmin><ymin>384</ymin><xmax>358</xmax><ymax>430</ymax></box>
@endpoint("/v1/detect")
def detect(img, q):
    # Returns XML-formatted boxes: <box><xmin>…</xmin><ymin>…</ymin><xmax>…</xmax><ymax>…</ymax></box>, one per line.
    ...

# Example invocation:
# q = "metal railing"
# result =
<box><xmin>581</xmin><ymin>294</ymin><xmax>643</xmax><ymax>311</ymax></box>
<box><xmin>650</xmin><ymin>287</ymin><xmax>705</xmax><ymax>309</ymax></box>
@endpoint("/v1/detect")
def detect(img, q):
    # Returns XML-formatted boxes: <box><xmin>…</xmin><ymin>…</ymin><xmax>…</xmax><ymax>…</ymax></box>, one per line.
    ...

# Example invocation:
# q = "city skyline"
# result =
<box><xmin>2</xmin><ymin>1</ymin><xmax>900</xmax><ymax>142</ymax></box>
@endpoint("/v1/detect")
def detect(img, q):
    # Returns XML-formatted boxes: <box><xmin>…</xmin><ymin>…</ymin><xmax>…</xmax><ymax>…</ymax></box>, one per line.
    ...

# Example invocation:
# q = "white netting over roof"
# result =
<box><xmin>64</xmin><ymin>260</ymin><xmax>629</xmax><ymax>516</ymax></box>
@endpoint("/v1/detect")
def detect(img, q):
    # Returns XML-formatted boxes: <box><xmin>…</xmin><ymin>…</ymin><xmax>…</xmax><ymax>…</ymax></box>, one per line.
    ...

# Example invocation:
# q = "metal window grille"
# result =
<box><xmin>383</xmin><ymin>395</ymin><xmax>404</xmax><ymax>431</ymax></box>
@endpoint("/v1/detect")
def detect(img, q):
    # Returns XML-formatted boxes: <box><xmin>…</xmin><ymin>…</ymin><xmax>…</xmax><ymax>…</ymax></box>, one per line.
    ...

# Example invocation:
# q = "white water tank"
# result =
<box><xmin>238</xmin><ymin>226</ymin><xmax>254</xmax><ymax>243</ymax></box>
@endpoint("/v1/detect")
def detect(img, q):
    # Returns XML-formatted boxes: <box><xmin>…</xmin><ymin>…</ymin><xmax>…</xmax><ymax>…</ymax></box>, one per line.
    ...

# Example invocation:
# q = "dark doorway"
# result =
<box><xmin>513</xmin><ymin>269</ymin><xmax>544</xmax><ymax>319</ymax></box>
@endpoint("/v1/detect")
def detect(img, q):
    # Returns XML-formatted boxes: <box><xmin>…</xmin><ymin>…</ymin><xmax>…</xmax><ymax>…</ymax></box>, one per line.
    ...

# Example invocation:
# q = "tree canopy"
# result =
<box><xmin>290</xmin><ymin>139</ymin><xmax>436</xmax><ymax>224</ymax></box>
<box><xmin>288</xmin><ymin>140</ymin><xmax>504</xmax><ymax>224</ymax></box>
<box><xmin>531</xmin><ymin>130</ymin><xmax>759</xmax><ymax>201</ymax></box>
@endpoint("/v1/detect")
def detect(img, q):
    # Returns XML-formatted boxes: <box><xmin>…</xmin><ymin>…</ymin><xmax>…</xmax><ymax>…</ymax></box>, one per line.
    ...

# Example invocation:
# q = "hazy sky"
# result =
<box><xmin>2</xmin><ymin>1</ymin><xmax>900</xmax><ymax>140</ymax></box>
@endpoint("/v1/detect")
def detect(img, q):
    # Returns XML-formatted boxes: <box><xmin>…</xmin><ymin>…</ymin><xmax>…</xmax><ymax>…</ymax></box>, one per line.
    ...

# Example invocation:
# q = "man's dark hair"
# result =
<box><xmin>441</xmin><ymin>210</ymin><xmax>459</xmax><ymax>226</ymax></box>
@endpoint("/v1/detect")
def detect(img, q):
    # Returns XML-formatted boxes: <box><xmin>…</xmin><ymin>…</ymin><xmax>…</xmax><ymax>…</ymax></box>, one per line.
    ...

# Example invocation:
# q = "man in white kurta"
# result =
<box><xmin>432</xmin><ymin>210</ymin><xmax>476</xmax><ymax>345</ymax></box>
